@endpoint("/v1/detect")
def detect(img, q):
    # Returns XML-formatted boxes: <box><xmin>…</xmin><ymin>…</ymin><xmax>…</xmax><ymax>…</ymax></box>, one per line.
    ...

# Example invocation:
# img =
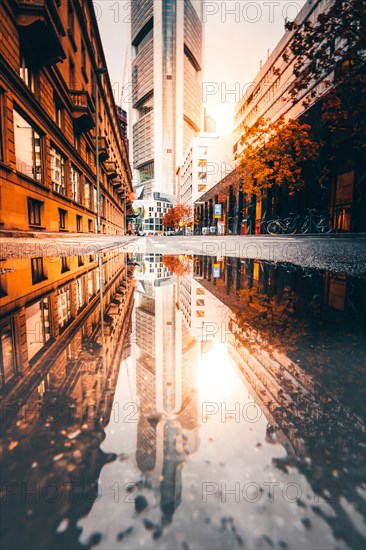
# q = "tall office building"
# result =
<box><xmin>131</xmin><ymin>0</ymin><xmax>203</xmax><ymax>232</ymax></box>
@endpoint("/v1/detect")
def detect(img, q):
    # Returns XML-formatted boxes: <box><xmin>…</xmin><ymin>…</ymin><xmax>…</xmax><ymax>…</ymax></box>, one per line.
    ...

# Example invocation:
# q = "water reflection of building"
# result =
<box><xmin>1</xmin><ymin>251</ymin><xmax>135</xmax><ymax>549</ymax></box>
<box><xmin>133</xmin><ymin>254</ymin><xmax>200</xmax><ymax>528</ymax></box>
<box><xmin>176</xmin><ymin>260</ymin><xmax>230</xmax><ymax>350</ymax></box>
<box><xmin>194</xmin><ymin>254</ymin><xmax>366</xmax><ymax>549</ymax></box>
<box><xmin>1</xmin><ymin>250</ymin><xmax>134</xmax><ymax>404</ymax></box>
<box><xmin>194</xmin><ymin>255</ymin><xmax>366</xmax><ymax>426</ymax></box>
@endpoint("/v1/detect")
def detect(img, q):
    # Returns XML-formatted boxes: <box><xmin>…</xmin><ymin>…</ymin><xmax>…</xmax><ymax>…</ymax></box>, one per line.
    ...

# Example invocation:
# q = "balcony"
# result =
<box><xmin>117</xmin><ymin>186</ymin><xmax>126</xmax><ymax>198</ymax></box>
<box><xmin>97</xmin><ymin>137</ymin><xmax>109</xmax><ymax>162</ymax></box>
<box><xmin>16</xmin><ymin>0</ymin><xmax>66</xmax><ymax>66</ymax></box>
<box><xmin>111</xmin><ymin>178</ymin><xmax>122</xmax><ymax>189</ymax></box>
<box><xmin>104</xmin><ymin>161</ymin><xmax>118</xmax><ymax>180</ymax></box>
<box><xmin>69</xmin><ymin>91</ymin><xmax>95</xmax><ymax>133</ymax></box>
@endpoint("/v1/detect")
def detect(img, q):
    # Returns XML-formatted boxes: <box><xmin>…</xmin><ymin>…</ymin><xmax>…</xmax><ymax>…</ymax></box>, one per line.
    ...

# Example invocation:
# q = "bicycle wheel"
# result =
<box><xmin>316</xmin><ymin>218</ymin><xmax>332</xmax><ymax>233</ymax></box>
<box><xmin>299</xmin><ymin>218</ymin><xmax>310</xmax><ymax>234</ymax></box>
<box><xmin>260</xmin><ymin>222</ymin><xmax>268</xmax><ymax>235</ymax></box>
<box><xmin>267</xmin><ymin>220</ymin><xmax>281</xmax><ymax>235</ymax></box>
<box><xmin>283</xmin><ymin>217</ymin><xmax>298</xmax><ymax>234</ymax></box>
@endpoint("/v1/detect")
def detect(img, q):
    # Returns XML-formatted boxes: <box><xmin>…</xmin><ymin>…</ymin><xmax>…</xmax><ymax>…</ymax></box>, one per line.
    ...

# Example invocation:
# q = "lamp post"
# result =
<box><xmin>93</xmin><ymin>67</ymin><xmax>107</xmax><ymax>234</ymax></box>
<box><xmin>122</xmin><ymin>178</ymin><xmax>127</xmax><ymax>235</ymax></box>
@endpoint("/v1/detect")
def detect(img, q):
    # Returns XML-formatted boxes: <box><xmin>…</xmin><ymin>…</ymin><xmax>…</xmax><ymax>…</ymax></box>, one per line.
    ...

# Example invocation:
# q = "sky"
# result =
<box><xmin>97</xmin><ymin>0</ymin><xmax>307</xmax><ymax>136</ymax></box>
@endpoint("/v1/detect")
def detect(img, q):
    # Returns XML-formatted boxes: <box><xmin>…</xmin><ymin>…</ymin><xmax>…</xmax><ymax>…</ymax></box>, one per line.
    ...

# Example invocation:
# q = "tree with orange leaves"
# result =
<box><xmin>239</xmin><ymin>116</ymin><xmax>319</xmax><ymax>197</ymax></box>
<box><xmin>162</xmin><ymin>255</ymin><xmax>193</xmax><ymax>276</ymax></box>
<box><xmin>162</xmin><ymin>204</ymin><xmax>193</xmax><ymax>230</ymax></box>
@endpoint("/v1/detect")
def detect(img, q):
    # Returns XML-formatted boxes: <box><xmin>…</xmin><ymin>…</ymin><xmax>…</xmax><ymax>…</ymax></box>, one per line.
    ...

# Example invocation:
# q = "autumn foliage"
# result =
<box><xmin>162</xmin><ymin>204</ymin><xmax>193</xmax><ymax>229</ymax></box>
<box><xmin>162</xmin><ymin>255</ymin><xmax>193</xmax><ymax>276</ymax></box>
<box><xmin>233</xmin><ymin>286</ymin><xmax>308</xmax><ymax>353</ymax></box>
<box><xmin>238</xmin><ymin>116</ymin><xmax>319</xmax><ymax>197</ymax></box>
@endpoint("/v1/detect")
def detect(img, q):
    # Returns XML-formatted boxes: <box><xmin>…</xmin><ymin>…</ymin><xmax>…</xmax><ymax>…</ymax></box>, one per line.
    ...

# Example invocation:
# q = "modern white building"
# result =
<box><xmin>131</xmin><ymin>0</ymin><xmax>203</xmax><ymax>231</ymax></box>
<box><xmin>178</xmin><ymin>132</ymin><xmax>233</xmax><ymax>211</ymax></box>
<box><xmin>178</xmin><ymin>271</ymin><xmax>231</xmax><ymax>345</ymax></box>
<box><xmin>133</xmin><ymin>191</ymin><xmax>175</xmax><ymax>234</ymax></box>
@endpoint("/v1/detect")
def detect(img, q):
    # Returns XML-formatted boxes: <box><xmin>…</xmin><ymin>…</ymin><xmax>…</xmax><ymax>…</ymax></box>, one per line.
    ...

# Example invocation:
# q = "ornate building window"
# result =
<box><xmin>14</xmin><ymin>110</ymin><xmax>42</xmax><ymax>181</ymax></box>
<box><xmin>51</xmin><ymin>145</ymin><xmax>66</xmax><ymax>194</ymax></box>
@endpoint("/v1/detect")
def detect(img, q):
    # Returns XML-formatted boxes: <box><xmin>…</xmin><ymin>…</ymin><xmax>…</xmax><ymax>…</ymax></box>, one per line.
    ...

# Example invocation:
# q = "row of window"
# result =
<box><xmin>30</xmin><ymin>253</ymin><xmax>98</xmax><ymax>285</ymax></box>
<box><xmin>12</xmin><ymin>109</ymin><xmax>122</xmax><ymax>227</ymax></box>
<box><xmin>28</xmin><ymin>197</ymin><xmax>95</xmax><ymax>233</ymax></box>
<box><xmin>0</xmin><ymin>267</ymin><xmax>102</xmax><ymax>387</ymax></box>
<box><xmin>13</xmin><ymin>109</ymin><xmax>93</xmax><ymax>201</ymax></box>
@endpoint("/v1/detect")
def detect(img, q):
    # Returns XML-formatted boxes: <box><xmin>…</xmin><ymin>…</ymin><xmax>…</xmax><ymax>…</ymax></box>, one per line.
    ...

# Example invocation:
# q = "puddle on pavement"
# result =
<box><xmin>1</xmin><ymin>252</ymin><xmax>365</xmax><ymax>549</ymax></box>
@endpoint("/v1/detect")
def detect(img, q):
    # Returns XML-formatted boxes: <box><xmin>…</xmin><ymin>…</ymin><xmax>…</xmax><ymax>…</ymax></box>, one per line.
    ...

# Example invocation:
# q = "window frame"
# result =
<box><xmin>27</xmin><ymin>197</ymin><xmax>44</xmax><ymax>226</ymax></box>
<box><xmin>0</xmin><ymin>318</ymin><xmax>18</xmax><ymax>387</ymax></box>
<box><xmin>61</xmin><ymin>256</ymin><xmax>70</xmax><ymax>273</ymax></box>
<box><xmin>51</xmin><ymin>144</ymin><xmax>67</xmax><ymax>195</ymax></box>
<box><xmin>13</xmin><ymin>108</ymin><xmax>43</xmax><ymax>182</ymax></box>
<box><xmin>19</xmin><ymin>54</ymin><xmax>36</xmax><ymax>94</ymax></box>
<box><xmin>71</xmin><ymin>165</ymin><xmax>81</xmax><ymax>202</ymax></box>
<box><xmin>58</xmin><ymin>208</ymin><xmax>68</xmax><ymax>230</ymax></box>
<box><xmin>31</xmin><ymin>257</ymin><xmax>47</xmax><ymax>285</ymax></box>
<box><xmin>76</xmin><ymin>214</ymin><xmax>83</xmax><ymax>232</ymax></box>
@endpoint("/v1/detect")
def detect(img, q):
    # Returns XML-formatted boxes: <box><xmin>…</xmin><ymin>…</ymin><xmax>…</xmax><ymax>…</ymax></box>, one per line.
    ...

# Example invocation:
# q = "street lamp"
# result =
<box><xmin>122</xmin><ymin>178</ymin><xmax>127</xmax><ymax>235</ymax></box>
<box><xmin>93</xmin><ymin>67</ymin><xmax>107</xmax><ymax>234</ymax></box>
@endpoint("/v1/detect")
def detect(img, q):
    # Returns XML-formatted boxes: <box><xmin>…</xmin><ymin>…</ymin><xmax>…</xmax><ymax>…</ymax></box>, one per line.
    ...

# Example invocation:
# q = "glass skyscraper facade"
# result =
<box><xmin>131</xmin><ymin>0</ymin><xmax>203</xmax><ymax>232</ymax></box>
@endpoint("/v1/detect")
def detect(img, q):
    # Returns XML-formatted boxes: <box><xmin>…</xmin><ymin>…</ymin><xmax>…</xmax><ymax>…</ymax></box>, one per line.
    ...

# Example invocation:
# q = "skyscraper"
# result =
<box><xmin>131</xmin><ymin>0</ymin><xmax>203</xmax><ymax>233</ymax></box>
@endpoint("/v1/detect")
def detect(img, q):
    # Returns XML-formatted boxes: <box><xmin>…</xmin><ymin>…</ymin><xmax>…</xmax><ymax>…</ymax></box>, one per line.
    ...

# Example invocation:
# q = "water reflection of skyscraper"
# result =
<box><xmin>134</xmin><ymin>254</ymin><xmax>200</xmax><ymax>529</ymax></box>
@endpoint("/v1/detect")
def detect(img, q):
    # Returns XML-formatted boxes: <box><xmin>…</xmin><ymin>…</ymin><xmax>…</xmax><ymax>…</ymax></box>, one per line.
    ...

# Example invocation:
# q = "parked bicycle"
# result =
<box><xmin>299</xmin><ymin>208</ymin><xmax>332</xmax><ymax>234</ymax></box>
<box><xmin>266</xmin><ymin>213</ymin><xmax>302</xmax><ymax>235</ymax></box>
<box><xmin>266</xmin><ymin>210</ymin><xmax>332</xmax><ymax>235</ymax></box>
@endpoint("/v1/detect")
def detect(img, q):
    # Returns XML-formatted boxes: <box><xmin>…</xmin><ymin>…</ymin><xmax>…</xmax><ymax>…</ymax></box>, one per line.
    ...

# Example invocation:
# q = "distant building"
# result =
<box><xmin>0</xmin><ymin>0</ymin><xmax>132</xmax><ymax>234</ymax></box>
<box><xmin>178</xmin><ymin>133</ymin><xmax>232</xmax><ymax>216</ymax></box>
<box><xmin>133</xmin><ymin>191</ymin><xmax>176</xmax><ymax>234</ymax></box>
<box><xmin>204</xmin><ymin>112</ymin><xmax>216</xmax><ymax>133</ymax></box>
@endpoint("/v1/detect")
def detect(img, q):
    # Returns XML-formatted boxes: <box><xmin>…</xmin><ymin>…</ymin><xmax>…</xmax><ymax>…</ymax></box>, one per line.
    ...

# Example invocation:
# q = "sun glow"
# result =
<box><xmin>207</xmin><ymin>103</ymin><xmax>235</xmax><ymax>132</ymax></box>
<box><xmin>196</xmin><ymin>344</ymin><xmax>237</xmax><ymax>399</ymax></box>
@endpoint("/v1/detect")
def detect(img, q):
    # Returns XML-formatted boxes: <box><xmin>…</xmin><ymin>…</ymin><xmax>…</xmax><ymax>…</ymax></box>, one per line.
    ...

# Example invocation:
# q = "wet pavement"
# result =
<box><xmin>2</xmin><ymin>235</ymin><xmax>366</xmax><ymax>279</ymax></box>
<box><xmin>1</xmin><ymin>248</ymin><xmax>365</xmax><ymax>549</ymax></box>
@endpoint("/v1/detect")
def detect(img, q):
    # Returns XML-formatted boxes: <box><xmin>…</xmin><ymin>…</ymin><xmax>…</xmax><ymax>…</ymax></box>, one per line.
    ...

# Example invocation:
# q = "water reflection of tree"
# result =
<box><xmin>234</xmin><ymin>286</ymin><xmax>309</xmax><ymax>353</ymax></box>
<box><xmin>162</xmin><ymin>255</ymin><xmax>194</xmax><ymax>277</ymax></box>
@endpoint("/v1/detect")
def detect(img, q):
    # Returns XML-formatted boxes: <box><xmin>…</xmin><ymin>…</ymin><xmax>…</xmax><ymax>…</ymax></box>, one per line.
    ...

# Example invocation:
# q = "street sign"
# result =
<box><xmin>213</xmin><ymin>263</ymin><xmax>221</xmax><ymax>278</ymax></box>
<box><xmin>214</xmin><ymin>204</ymin><xmax>222</xmax><ymax>219</ymax></box>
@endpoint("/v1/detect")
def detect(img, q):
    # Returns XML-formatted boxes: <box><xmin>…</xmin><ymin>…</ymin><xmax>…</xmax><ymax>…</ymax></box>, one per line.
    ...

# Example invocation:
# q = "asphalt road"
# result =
<box><xmin>143</xmin><ymin>235</ymin><xmax>366</xmax><ymax>278</ymax></box>
<box><xmin>1</xmin><ymin>234</ymin><xmax>366</xmax><ymax>277</ymax></box>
